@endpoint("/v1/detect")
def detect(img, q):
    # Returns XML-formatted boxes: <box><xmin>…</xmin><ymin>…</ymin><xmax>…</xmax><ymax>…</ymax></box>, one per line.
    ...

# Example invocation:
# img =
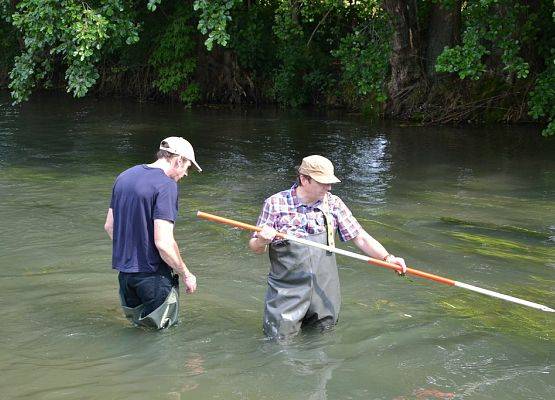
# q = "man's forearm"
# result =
<box><xmin>104</xmin><ymin>208</ymin><xmax>114</xmax><ymax>240</ymax></box>
<box><xmin>353</xmin><ymin>231</ymin><xmax>389</xmax><ymax>260</ymax></box>
<box><xmin>157</xmin><ymin>240</ymin><xmax>191</xmax><ymax>276</ymax></box>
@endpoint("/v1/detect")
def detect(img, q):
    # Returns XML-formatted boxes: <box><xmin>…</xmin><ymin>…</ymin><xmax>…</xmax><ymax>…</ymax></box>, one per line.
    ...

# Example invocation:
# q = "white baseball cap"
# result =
<box><xmin>159</xmin><ymin>137</ymin><xmax>202</xmax><ymax>172</ymax></box>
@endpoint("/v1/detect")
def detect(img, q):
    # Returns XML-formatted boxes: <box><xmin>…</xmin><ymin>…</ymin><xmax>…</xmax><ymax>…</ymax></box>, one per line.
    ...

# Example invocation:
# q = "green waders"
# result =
<box><xmin>263</xmin><ymin>231</ymin><xmax>340</xmax><ymax>338</ymax></box>
<box><xmin>120</xmin><ymin>278</ymin><xmax>180</xmax><ymax>330</ymax></box>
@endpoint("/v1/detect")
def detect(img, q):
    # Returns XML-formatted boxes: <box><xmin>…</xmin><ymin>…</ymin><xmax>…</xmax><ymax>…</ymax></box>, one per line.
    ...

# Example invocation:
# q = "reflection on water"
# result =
<box><xmin>0</xmin><ymin>92</ymin><xmax>554</xmax><ymax>399</ymax></box>
<box><xmin>342</xmin><ymin>135</ymin><xmax>392</xmax><ymax>205</ymax></box>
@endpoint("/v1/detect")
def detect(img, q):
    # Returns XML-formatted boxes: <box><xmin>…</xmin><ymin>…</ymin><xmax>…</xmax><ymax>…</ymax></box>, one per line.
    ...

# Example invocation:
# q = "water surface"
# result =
<box><xmin>1</xmin><ymin>93</ymin><xmax>554</xmax><ymax>399</ymax></box>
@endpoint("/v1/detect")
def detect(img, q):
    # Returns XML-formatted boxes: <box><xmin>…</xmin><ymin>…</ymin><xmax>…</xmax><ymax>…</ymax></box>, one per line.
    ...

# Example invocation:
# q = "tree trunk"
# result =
<box><xmin>382</xmin><ymin>0</ymin><xmax>423</xmax><ymax>114</ymax></box>
<box><xmin>424</xmin><ymin>0</ymin><xmax>461</xmax><ymax>80</ymax></box>
<box><xmin>198</xmin><ymin>47</ymin><xmax>257</xmax><ymax>104</ymax></box>
<box><xmin>291</xmin><ymin>0</ymin><xmax>300</xmax><ymax>25</ymax></box>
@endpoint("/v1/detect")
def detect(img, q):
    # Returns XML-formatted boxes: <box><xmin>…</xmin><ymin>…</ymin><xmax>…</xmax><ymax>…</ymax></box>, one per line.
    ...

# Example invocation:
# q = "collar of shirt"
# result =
<box><xmin>290</xmin><ymin>182</ymin><xmax>324</xmax><ymax>212</ymax></box>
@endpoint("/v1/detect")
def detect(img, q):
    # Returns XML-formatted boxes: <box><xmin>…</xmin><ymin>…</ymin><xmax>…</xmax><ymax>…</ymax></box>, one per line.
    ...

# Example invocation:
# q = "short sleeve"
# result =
<box><xmin>333</xmin><ymin>196</ymin><xmax>362</xmax><ymax>242</ymax></box>
<box><xmin>252</xmin><ymin>199</ymin><xmax>274</xmax><ymax>238</ymax></box>
<box><xmin>153</xmin><ymin>181</ymin><xmax>178</xmax><ymax>222</ymax></box>
<box><xmin>109</xmin><ymin>183</ymin><xmax>115</xmax><ymax>209</ymax></box>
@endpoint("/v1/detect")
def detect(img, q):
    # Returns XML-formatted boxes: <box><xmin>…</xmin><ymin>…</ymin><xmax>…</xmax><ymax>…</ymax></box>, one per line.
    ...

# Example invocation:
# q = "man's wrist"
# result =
<box><xmin>176</xmin><ymin>266</ymin><xmax>190</xmax><ymax>277</ymax></box>
<box><xmin>257</xmin><ymin>237</ymin><xmax>270</xmax><ymax>247</ymax></box>
<box><xmin>382</xmin><ymin>253</ymin><xmax>395</xmax><ymax>263</ymax></box>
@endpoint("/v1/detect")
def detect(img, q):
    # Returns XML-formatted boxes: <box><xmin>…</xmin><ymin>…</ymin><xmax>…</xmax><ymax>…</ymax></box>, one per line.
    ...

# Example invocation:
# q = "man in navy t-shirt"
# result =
<box><xmin>104</xmin><ymin>137</ymin><xmax>201</xmax><ymax>329</ymax></box>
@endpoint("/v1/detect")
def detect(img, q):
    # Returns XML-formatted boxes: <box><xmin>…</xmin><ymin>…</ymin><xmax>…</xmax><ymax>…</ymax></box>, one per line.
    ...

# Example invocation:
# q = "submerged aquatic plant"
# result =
<box><xmin>448</xmin><ymin>232</ymin><xmax>554</xmax><ymax>264</ymax></box>
<box><xmin>440</xmin><ymin>283</ymin><xmax>555</xmax><ymax>342</ymax></box>
<box><xmin>441</xmin><ymin>217</ymin><xmax>549</xmax><ymax>239</ymax></box>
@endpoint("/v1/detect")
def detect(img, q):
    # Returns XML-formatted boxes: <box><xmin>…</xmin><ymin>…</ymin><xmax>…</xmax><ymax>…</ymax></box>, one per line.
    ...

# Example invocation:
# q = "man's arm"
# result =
<box><xmin>352</xmin><ymin>229</ymin><xmax>406</xmax><ymax>274</ymax></box>
<box><xmin>104</xmin><ymin>208</ymin><xmax>114</xmax><ymax>240</ymax></box>
<box><xmin>248</xmin><ymin>200</ymin><xmax>277</xmax><ymax>254</ymax></box>
<box><xmin>154</xmin><ymin>219</ymin><xmax>197</xmax><ymax>293</ymax></box>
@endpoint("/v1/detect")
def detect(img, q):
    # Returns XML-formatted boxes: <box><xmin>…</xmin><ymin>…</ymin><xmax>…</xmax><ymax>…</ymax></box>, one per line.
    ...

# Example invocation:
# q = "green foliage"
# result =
<box><xmin>433</xmin><ymin>0</ymin><xmax>554</xmax><ymax>135</ymax></box>
<box><xmin>0</xmin><ymin>14</ymin><xmax>17</xmax><ymax>77</ymax></box>
<box><xmin>268</xmin><ymin>1</ymin><xmax>393</xmax><ymax>108</ymax></box>
<box><xmin>528</xmin><ymin>58</ymin><xmax>555</xmax><ymax>137</ymax></box>
<box><xmin>147</xmin><ymin>0</ymin><xmax>162</xmax><ymax>12</ymax></box>
<box><xmin>270</xmin><ymin>1</ymin><xmax>347</xmax><ymax>107</ymax></box>
<box><xmin>332</xmin><ymin>15</ymin><xmax>391</xmax><ymax>108</ymax></box>
<box><xmin>179</xmin><ymin>83</ymin><xmax>201</xmax><ymax>105</ymax></box>
<box><xmin>527</xmin><ymin>3</ymin><xmax>555</xmax><ymax>137</ymax></box>
<box><xmin>271</xmin><ymin>2</ymin><xmax>311</xmax><ymax>107</ymax></box>
<box><xmin>229</xmin><ymin>2</ymin><xmax>276</xmax><ymax>79</ymax></box>
<box><xmin>435</xmin><ymin>26</ymin><xmax>488</xmax><ymax>80</ymax></box>
<box><xmin>435</xmin><ymin>0</ymin><xmax>531</xmax><ymax>81</ymax></box>
<box><xmin>194</xmin><ymin>0</ymin><xmax>238</xmax><ymax>50</ymax></box>
<box><xmin>149</xmin><ymin>4</ymin><xmax>199</xmax><ymax>106</ymax></box>
<box><xmin>3</xmin><ymin>0</ymin><xmax>141</xmax><ymax>103</ymax></box>
<box><xmin>0</xmin><ymin>0</ymin><xmax>10</xmax><ymax>22</ymax></box>
<box><xmin>1</xmin><ymin>0</ymin><xmax>553</xmax><ymax>137</ymax></box>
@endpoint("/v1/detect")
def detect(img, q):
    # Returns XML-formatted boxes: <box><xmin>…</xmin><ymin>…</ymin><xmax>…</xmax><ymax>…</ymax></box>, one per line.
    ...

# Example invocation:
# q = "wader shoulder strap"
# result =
<box><xmin>320</xmin><ymin>194</ymin><xmax>335</xmax><ymax>254</ymax></box>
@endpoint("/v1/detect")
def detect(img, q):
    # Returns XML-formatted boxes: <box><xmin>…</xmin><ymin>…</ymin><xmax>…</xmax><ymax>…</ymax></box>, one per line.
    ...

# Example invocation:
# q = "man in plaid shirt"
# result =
<box><xmin>249</xmin><ymin>155</ymin><xmax>406</xmax><ymax>339</ymax></box>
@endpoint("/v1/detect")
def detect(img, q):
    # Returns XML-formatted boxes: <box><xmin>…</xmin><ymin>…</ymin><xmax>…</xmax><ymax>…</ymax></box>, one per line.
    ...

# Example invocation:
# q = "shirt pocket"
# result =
<box><xmin>278</xmin><ymin>213</ymin><xmax>308</xmax><ymax>233</ymax></box>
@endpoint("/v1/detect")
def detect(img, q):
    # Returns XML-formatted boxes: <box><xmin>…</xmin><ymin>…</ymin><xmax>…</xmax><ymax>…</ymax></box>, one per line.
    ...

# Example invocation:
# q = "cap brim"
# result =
<box><xmin>311</xmin><ymin>174</ymin><xmax>340</xmax><ymax>184</ymax></box>
<box><xmin>192</xmin><ymin>159</ymin><xmax>202</xmax><ymax>172</ymax></box>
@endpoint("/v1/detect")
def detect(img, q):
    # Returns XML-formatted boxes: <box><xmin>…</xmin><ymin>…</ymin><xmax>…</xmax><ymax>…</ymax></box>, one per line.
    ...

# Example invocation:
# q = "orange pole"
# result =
<box><xmin>197</xmin><ymin>211</ymin><xmax>288</xmax><ymax>239</ymax></box>
<box><xmin>197</xmin><ymin>211</ymin><xmax>455</xmax><ymax>286</ymax></box>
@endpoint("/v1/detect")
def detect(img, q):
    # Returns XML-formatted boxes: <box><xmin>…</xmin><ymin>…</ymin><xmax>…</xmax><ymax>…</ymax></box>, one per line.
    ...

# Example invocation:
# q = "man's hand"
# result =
<box><xmin>385</xmin><ymin>254</ymin><xmax>407</xmax><ymax>276</ymax></box>
<box><xmin>248</xmin><ymin>225</ymin><xmax>278</xmax><ymax>254</ymax></box>
<box><xmin>258</xmin><ymin>225</ymin><xmax>278</xmax><ymax>244</ymax></box>
<box><xmin>182</xmin><ymin>272</ymin><xmax>197</xmax><ymax>293</ymax></box>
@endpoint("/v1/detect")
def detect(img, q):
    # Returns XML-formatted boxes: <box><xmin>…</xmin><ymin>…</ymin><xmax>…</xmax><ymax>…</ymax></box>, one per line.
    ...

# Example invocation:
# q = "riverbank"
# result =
<box><xmin>0</xmin><ymin>83</ymin><xmax>546</xmax><ymax>136</ymax></box>
<box><xmin>1</xmin><ymin>1</ymin><xmax>553</xmax><ymax>136</ymax></box>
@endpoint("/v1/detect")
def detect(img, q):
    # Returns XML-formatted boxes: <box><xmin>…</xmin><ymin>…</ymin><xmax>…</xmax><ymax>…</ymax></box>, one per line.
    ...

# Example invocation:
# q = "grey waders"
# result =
<box><xmin>120</xmin><ymin>277</ymin><xmax>180</xmax><ymax>330</ymax></box>
<box><xmin>264</xmin><ymin>231</ymin><xmax>340</xmax><ymax>338</ymax></box>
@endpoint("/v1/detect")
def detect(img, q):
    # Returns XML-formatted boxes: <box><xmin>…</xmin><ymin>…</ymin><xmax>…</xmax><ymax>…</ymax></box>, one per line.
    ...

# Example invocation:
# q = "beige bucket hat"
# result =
<box><xmin>160</xmin><ymin>137</ymin><xmax>202</xmax><ymax>172</ymax></box>
<box><xmin>298</xmin><ymin>155</ymin><xmax>340</xmax><ymax>184</ymax></box>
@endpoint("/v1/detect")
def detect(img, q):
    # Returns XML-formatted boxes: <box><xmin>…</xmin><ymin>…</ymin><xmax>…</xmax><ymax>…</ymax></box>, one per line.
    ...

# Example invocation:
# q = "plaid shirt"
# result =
<box><xmin>253</xmin><ymin>183</ymin><xmax>362</xmax><ymax>242</ymax></box>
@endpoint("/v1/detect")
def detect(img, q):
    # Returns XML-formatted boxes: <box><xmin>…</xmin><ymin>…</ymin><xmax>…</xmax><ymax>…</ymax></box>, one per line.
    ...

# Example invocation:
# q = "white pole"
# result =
<box><xmin>281</xmin><ymin>234</ymin><xmax>371</xmax><ymax>262</ymax></box>
<box><xmin>197</xmin><ymin>211</ymin><xmax>555</xmax><ymax>313</ymax></box>
<box><xmin>282</xmin><ymin>234</ymin><xmax>555</xmax><ymax>313</ymax></box>
<box><xmin>454</xmin><ymin>282</ymin><xmax>555</xmax><ymax>312</ymax></box>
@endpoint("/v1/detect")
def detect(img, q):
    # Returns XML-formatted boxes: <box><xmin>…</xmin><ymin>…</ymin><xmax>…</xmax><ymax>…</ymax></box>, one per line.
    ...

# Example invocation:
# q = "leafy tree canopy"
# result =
<box><xmin>0</xmin><ymin>0</ymin><xmax>553</xmax><ymax>136</ymax></box>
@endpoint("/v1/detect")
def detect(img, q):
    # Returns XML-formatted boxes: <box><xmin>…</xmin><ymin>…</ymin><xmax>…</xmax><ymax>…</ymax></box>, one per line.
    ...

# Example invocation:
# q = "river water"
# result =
<box><xmin>0</xmin><ymin>93</ymin><xmax>554</xmax><ymax>399</ymax></box>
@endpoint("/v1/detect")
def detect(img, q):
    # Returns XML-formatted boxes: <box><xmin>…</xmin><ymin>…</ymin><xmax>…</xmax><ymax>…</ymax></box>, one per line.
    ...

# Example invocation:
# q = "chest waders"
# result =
<box><xmin>264</xmin><ymin>201</ymin><xmax>339</xmax><ymax>338</ymax></box>
<box><xmin>120</xmin><ymin>275</ymin><xmax>180</xmax><ymax>330</ymax></box>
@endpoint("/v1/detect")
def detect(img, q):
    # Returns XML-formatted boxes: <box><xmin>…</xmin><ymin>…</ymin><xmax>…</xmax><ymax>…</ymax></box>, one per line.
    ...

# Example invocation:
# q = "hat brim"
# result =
<box><xmin>191</xmin><ymin>159</ymin><xmax>202</xmax><ymax>172</ymax></box>
<box><xmin>310</xmin><ymin>173</ymin><xmax>340</xmax><ymax>184</ymax></box>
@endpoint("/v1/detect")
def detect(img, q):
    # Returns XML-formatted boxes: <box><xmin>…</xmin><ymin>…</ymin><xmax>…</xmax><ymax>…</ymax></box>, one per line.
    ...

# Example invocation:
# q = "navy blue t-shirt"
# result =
<box><xmin>110</xmin><ymin>165</ymin><xmax>178</xmax><ymax>273</ymax></box>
